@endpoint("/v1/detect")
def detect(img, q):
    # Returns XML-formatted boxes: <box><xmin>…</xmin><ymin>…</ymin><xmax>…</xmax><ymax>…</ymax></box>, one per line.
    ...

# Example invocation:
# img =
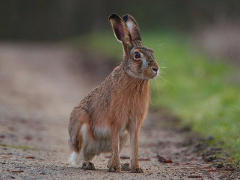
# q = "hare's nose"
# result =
<box><xmin>152</xmin><ymin>67</ymin><xmax>158</xmax><ymax>73</ymax></box>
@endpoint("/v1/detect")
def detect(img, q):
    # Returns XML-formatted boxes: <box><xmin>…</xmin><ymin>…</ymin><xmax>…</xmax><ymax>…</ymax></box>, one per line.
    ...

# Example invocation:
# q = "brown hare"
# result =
<box><xmin>68</xmin><ymin>14</ymin><xmax>159</xmax><ymax>173</ymax></box>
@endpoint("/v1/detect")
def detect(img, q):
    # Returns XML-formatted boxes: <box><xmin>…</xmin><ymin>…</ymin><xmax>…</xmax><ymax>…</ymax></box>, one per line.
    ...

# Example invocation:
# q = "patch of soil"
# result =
<box><xmin>77</xmin><ymin>49</ymin><xmax>117</xmax><ymax>83</ymax></box>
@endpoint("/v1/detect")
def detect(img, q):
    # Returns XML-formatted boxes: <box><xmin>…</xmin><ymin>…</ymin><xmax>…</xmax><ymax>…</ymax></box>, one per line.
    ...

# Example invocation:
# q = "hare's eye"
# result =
<box><xmin>134</xmin><ymin>52</ymin><xmax>141</xmax><ymax>59</ymax></box>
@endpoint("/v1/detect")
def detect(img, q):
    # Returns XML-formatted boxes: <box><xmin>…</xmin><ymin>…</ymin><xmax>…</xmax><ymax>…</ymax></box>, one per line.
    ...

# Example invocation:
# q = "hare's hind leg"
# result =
<box><xmin>81</xmin><ymin>153</ymin><xmax>95</xmax><ymax>170</ymax></box>
<box><xmin>68</xmin><ymin>129</ymin><xmax>83</xmax><ymax>166</ymax></box>
<box><xmin>69</xmin><ymin>151</ymin><xmax>79</xmax><ymax>166</ymax></box>
<box><xmin>68</xmin><ymin>110</ymin><xmax>93</xmax><ymax>168</ymax></box>
<box><xmin>80</xmin><ymin>124</ymin><xmax>96</xmax><ymax>170</ymax></box>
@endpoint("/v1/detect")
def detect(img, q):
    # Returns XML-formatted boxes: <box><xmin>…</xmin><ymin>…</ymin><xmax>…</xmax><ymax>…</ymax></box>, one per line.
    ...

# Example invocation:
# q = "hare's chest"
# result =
<box><xmin>110</xmin><ymin>80</ymin><xmax>149</xmax><ymax>124</ymax></box>
<box><xmin>128</xmin><ymin>94</ymin><xmax>149</xmax><ymax>119</ymax></box>
<box><xmin>111</xmin><ymin>90</ymin><xmax>149</xmax><ymax>121</ymax></box>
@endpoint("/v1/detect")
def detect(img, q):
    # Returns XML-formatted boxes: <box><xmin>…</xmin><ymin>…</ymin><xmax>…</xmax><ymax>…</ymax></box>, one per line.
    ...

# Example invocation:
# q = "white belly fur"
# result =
<box><xmin>81</xmin><ymin>125</ymin><xmax>127</xmax><ymax>156</ymax></box>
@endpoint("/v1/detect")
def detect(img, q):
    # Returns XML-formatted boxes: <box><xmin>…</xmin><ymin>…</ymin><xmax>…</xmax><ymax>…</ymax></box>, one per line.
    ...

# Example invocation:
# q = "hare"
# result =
<box><xmin>68</xmin><ymin>14</ymin><xmax>159</xmax><ymax>173</ymax></box>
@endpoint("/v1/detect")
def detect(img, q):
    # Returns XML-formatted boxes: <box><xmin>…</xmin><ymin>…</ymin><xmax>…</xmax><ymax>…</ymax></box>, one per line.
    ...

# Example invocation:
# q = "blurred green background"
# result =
<box><xmin>1</xmin><ymin>0</ymin><xmax>240</xmax><ymax>161</ymax></box>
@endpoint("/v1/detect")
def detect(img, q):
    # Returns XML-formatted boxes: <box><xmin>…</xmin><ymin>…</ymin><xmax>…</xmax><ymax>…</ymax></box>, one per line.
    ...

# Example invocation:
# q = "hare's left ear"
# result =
<box><xmin>109</xmin><ymin>14</ymin><xmax>131</xmax><ymax>46</ymax></box>
<box><xmin>122</xmin><ymin>14</ymin><xmax>141</xmax><ymax>41</ymax></box>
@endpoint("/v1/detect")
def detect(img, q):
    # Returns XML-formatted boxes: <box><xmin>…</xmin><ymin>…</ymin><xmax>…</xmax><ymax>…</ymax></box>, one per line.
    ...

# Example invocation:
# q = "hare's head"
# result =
<box><xmin>109</xmin><ymin>14</ymin><xmax>159</xmax><ymax>80</ymax></box>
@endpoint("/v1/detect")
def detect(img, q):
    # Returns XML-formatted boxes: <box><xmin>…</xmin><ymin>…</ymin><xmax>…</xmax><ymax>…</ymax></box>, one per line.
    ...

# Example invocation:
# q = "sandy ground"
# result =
<box><xmin>0</xmin><ymin>43</ymin><xmax>239</xmax><ymax>180</ymax></box>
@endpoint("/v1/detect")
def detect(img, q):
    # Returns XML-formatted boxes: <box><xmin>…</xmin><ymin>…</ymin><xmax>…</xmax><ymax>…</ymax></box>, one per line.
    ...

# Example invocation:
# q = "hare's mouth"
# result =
<box><xmin>126</xmin><ymin>68</ymin><xmax>159</xmax><ymax>80</ymax></box>
<box><xmin>152</xmin><ymin>69</ymin><xmax>159</xmax><ymax>78</ymax></box>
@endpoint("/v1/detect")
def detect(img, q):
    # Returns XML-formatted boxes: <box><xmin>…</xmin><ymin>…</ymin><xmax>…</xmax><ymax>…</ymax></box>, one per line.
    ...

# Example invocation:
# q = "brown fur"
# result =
<box><xmin>68</xmin><ymin>14</ymin><xmax>159</xmax><ymax>173</ymax></box>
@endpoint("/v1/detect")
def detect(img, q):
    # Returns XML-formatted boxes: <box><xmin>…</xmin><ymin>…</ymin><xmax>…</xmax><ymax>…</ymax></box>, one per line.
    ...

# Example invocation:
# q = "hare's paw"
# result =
<box><xmin>108</xmin><ymin>165</ymin><xmax>121</xmax><ymax>172</ymax></box>
<box><xmin>131</xmin><ymin>167</ymin><xmax>144</xmax><ymax>173</ymax></box>
<box><xmin>121</xmin><ymin>163</ymin><xmax>130</xmax><ymax>171</ymax></box>
<box><xmin>82</xmin><ymin>162</ymin><xmax>95</xmax><ymax>170</ymax></box>
<box><xmin>108</xmin><ymin>158</ymin><xmax>121</xmax><ymax>172</ymax></box>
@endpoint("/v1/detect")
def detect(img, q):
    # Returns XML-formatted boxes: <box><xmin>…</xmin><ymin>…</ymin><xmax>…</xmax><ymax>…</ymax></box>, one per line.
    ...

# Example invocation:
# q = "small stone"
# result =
<box><xmin>216</xmin><ymin>163</ymin><xmax>224</xmax><ymax>168</ymax></box>
<box><xmin>40</xmin><ymin>171</ymin><xmax>46</xmax><ymax>175</ymax></box>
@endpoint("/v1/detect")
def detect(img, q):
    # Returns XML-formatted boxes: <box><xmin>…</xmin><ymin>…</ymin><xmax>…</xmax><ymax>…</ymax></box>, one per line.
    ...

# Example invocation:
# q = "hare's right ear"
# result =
<box><xmin>109</xmin><ymin>14</ymin><xmax>131</xmax><ymax>46</ymax></box>
<box><xmin>122</xmin><ymin>14</ymin><xmax>141</xmax><ymax>41</ymax></box>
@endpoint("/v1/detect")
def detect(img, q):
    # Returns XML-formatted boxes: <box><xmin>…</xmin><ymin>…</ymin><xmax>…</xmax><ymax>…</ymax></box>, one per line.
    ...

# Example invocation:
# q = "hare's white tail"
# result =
<box><xmin>68</xmin><ymin>151</ymin><xmax>78</xmax><ymax>166</ymax></box>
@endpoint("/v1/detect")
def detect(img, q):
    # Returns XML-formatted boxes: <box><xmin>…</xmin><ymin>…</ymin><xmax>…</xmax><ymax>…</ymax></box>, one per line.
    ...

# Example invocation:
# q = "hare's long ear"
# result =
<box><xmin>122</xmin><ymin>14</ymin><xmax>141</xmax><ymax>41</ymax></box>
<box><xmin>109</xmin><ymin>14</ymin><xmax>131</xmax><ymax>46</ymax></box>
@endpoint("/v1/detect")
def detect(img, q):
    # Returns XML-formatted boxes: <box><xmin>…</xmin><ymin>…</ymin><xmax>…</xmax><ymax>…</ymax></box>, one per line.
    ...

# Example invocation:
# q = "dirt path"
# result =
<box><xmin>0</xmin><ymin>43</ymin><xmax>239</xmax><ymax>179</ymax></box>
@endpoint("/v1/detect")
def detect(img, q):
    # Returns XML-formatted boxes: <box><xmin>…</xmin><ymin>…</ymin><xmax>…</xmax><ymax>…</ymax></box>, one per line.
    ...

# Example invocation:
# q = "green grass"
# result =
<box><xmin>69</xmin><ymin>31</ymin><xmax>240</xmax><ymax>162</ymax></box>
<box><xmin>0</xmin><ymin>143</ymin><xmax>36</xmax><ymax>151</ymax></box>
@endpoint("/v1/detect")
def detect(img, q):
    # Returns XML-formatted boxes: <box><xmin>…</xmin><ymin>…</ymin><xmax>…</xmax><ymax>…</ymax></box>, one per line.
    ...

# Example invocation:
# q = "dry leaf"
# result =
<box><xmin>138</xmin><ymin>158</ymin><xmax>150</xmax><ymax>161</ymax></box>
<box><xmin>25</xmin><ymin>156</ymin><xmax>35</xmax><ymax>159</ymax></box>
<box><xmin>157</xmin><ymin>155</ymin><xmax>172</xmax><ymax>163</ymax></box>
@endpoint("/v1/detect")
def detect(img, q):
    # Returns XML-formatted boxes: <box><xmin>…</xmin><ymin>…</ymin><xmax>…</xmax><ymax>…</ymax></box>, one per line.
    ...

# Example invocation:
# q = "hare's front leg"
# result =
<box><xmin>108</xmin><ymin>128</ymin><xmax>121</xmax><ymax>172</ymax></box>
<box><xmin>129</xmin><ymin>123</ymin><xmax>143</xmax><ymax>173</ymax></box>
